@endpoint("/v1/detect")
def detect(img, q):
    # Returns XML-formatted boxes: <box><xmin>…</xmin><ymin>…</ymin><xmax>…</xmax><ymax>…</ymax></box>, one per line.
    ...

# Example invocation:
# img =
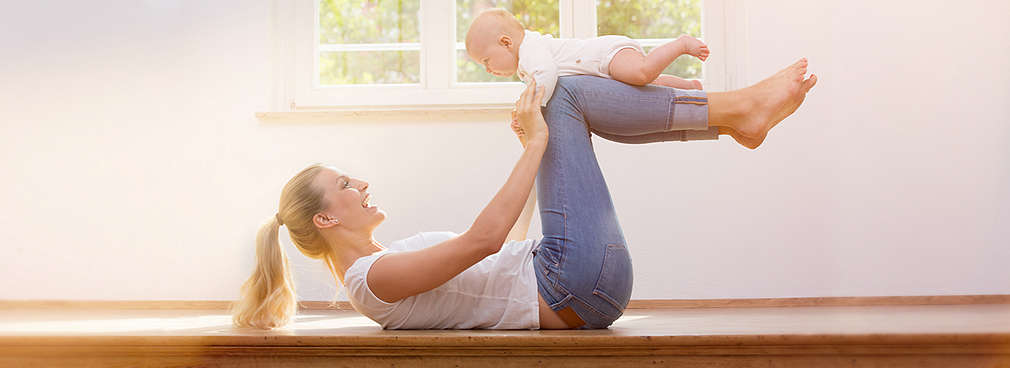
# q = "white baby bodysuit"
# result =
<box><xmin>517</xmin><ymin>30</ymin><xmax>644</xmax><ymax>106</ymax></box>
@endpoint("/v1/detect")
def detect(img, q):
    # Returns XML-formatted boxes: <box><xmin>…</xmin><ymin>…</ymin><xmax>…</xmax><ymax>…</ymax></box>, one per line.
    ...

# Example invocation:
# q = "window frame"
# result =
<box><xmin>272</xmin><ymin>0</ymin><xmax>745</xmax><ymax>112</ymax></box>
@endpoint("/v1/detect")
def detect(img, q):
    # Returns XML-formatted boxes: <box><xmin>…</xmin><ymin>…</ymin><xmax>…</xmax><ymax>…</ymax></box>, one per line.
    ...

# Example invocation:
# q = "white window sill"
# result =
<box><xmin>255</xmin><ymin>105</ymin><xmax>513</xmax><ymax>123</ymax></box>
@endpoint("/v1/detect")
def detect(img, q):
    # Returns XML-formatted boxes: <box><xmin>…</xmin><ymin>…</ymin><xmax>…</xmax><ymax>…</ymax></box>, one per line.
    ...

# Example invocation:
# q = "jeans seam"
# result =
<box><xmin>665</xmin><ymin>89</ymin><xmax>674</xmax><ymax>131</ymax></box>
<box><xmin>593</xmin><ymin>243</ymin><xmax>628</xmax><ymax>312</ymax></box>
<box><xmin>553</xmin><ymin>89</ymin><xmax>572</xmax><ymax>289</ymax></box>
<box><xmin>570</xmin><ymin>292</ymin><xmax>618</xmax><ymax>325</ymax></box>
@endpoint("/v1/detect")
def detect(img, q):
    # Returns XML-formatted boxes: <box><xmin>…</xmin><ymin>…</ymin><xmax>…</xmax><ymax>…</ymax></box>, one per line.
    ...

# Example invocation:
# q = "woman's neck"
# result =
<box><xmin>328</xmin><ymin>231</ymin><xmax>384</xmax><ymax>279</ymax></box>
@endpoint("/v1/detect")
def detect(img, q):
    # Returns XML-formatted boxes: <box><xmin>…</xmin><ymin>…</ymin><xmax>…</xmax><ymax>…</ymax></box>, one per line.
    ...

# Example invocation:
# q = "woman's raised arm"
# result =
<box><xmin>366</xmin><ymin>82</ymin><xmax>549</xmax><ymax>304</ymax></box>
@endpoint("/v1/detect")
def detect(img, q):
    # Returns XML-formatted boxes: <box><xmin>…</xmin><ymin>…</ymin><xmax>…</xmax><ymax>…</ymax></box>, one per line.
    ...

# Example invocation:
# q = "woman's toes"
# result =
<box><xmin>802</xmin><ymin>74</ymin><xmax>818</xmax><ymax>92</ymax></box>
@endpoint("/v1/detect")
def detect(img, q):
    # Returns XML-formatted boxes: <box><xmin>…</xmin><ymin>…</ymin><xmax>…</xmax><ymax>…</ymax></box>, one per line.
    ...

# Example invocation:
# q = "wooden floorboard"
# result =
<box><xmin>1</xmin><ymin>304</ymin><xmax>1008</xmax><ymax>367</ymax></box>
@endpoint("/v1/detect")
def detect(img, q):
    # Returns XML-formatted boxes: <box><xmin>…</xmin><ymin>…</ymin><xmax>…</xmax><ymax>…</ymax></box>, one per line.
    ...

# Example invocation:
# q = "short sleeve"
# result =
<box><xmin>518</xmin><ymin>40</ymin><xmax>560</xmax><ymax>106</ymax></box>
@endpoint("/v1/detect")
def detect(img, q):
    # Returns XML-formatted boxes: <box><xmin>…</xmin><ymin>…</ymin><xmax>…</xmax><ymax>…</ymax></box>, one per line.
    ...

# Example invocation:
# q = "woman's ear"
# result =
<box><xmin>313</xmin><ymin>213</ymin><xmax>340</xmax><ymax>229</ymax></box>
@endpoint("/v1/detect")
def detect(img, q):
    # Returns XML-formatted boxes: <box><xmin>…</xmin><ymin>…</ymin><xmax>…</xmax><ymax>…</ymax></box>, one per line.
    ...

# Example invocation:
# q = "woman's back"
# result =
<box><xmin>344</xmin><ymin>232</ymin><xmax>540</xmax><ymax>329</ymax></box>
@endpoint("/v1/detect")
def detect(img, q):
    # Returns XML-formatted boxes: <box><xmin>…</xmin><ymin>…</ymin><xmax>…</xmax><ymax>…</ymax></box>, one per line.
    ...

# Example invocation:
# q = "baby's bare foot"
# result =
<box><xmin>677</xmin><ymin>35</ymin><xmax>709</xmax><ymax>61</ymax></box>
<box><xmin>690</xmin><ymin>80</ymin><xmax>704</xmax><ymax>90</ymax></box>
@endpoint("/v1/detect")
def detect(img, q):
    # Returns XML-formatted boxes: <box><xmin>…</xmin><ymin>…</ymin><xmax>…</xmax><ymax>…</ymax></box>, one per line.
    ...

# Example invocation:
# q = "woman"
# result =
<box><xmin>232</xmin><ymin>59</ymin><xmax>817</xmax><ymax>330</ymax></box>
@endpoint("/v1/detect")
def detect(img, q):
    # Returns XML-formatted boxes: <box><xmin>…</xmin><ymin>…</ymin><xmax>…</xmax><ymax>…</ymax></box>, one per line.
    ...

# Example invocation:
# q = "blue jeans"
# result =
<box><xmin>532</xmin><ymin>75</ymin><xmax>712</xmax><ymax>329</ymax></box>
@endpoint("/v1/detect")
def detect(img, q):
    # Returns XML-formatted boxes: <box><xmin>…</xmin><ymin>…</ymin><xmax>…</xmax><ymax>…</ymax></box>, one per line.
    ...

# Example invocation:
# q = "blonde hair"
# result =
<box><xmin>231</xmin><ymin>163</ymin><xmax>342</xmax><ymax>329</ymax></box>
<box><xmin>465</xmin><ymin>8</ymin><xmax>524</xmax><ymax>52</ymax></box>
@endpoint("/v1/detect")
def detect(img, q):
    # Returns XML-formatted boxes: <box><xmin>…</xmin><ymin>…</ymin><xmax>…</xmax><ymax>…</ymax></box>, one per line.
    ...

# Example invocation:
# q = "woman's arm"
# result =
<box><xmin>503</xmin><ymin>109</ymin><xmax>538</xmax><ymax>244</ymax></box>
<box><xmin>366</xmin><ymin>83</ymin><xmax>549</xmax><ymax>304</ymax></box>
<box><xmin>504</xmin><ymin>188</ymin><xmax>537</xmax><ymax>243</ymax></box>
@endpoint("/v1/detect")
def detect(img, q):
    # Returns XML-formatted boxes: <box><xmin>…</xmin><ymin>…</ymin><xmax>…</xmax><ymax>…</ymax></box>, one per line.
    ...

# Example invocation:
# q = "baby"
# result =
<box><xmin>465</xmin><ymin>8</ymin><xmax>710</xmax><ymax>107</ymax></box>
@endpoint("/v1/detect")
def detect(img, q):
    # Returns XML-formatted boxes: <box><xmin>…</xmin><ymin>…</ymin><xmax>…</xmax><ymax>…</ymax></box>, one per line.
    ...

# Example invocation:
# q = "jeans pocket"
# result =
<box><xmin>592</xmin><ymin>243</ymin><xmax>634</xmax><ymax>319</ymax></box>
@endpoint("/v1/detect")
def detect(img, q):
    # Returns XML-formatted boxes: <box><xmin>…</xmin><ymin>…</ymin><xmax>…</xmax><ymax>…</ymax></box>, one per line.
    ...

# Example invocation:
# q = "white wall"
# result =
<box><xmin>1</xmin><ymin>0</ymin><xmax>1007</xmax><ymax>302</ymax></box>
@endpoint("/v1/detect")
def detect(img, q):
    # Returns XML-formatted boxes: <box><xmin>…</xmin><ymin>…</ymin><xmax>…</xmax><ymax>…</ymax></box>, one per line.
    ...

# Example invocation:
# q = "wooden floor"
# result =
<box><xmin>2</xmin><ymin>303</ymin><xmax>1009</xmax><ymax>367</ymax></box>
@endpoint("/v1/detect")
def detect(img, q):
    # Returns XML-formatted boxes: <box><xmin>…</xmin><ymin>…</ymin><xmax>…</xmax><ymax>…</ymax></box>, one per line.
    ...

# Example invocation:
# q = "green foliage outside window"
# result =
<box><xmin>319</xmin><ymin>0</ymin><xmax>421</xmax><ymax>85</ymax></box>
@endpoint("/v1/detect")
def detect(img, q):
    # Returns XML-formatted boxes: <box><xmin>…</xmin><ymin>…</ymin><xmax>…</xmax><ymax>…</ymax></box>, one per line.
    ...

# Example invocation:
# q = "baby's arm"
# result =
<box><xmin>529</xmin><ymin>65</ymin><xmax>561</xmax><ymax>106</ymax></box>
<box><xmin>519</xmin><ymin>46</ymin><xmax>560</xmax><ymax>107</ymax></box>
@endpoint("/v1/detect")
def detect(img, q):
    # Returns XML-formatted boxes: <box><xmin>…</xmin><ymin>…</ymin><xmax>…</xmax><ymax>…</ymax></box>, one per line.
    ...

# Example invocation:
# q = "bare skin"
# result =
<box><xmin>610</xmin><ymin>34</ymin><xmax>709</xmax><ymax>89</ymax></box>
<box><xmin>652</xmin><ymin>74</ymin><xmax>703</xmax><ymax>90</ymax></box>
<box><xmin>708</xmin><ymin>58</ymin><xmax>818</xmax><ymax>149</ymax></box>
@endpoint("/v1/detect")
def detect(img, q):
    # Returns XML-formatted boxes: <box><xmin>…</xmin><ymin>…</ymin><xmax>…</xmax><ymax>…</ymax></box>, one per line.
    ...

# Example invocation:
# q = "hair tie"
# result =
<box><xmin>275</xmin><ymin>212</ymin><xmax>284</xmax><ymax>226</ymax></box>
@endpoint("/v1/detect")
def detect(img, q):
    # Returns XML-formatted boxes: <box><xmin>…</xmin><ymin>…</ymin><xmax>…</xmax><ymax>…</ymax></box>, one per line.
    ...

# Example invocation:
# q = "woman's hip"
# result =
<box><xmin>532</xmin><ymin>231</ymin><xmax>634</xmax><ymax>329</ymax></box>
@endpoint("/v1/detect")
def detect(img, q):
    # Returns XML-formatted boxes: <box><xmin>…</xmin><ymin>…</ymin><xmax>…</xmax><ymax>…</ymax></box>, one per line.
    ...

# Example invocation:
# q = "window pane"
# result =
<box><xmin>599</xmin><ymin>0</ymin><xmax>702</xmax><ymax>79</ymax></box>
<box><xmin>456</xmin><ymin>0</ymin><xmax>559</xmax><ymax>83</ymax></box>
<box><xmin>320</xmin><ymin>0</ymin><xmax>420</xmax><ymax>44</ymax></box>
<box><xmin>320</xmin><ymin>51</ymin><xmax>420</xmax><ymax>85</ymax></box>
<box><xmin>597</xmin><ymin>0</ymin><xmax>701</xmax><ymax>39</ymax></box>
<box><xmin>319</xmin><ymin>1</ymin><xmax>420</xmax><ymax>85</ymax></box>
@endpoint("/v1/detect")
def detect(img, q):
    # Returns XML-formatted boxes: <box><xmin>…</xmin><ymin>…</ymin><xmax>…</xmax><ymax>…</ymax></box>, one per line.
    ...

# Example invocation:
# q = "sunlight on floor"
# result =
<box><xmin>0</xmin><ymin>312</ymin><xmax>386</xmax><ymax>335</ymax></box>
<box><xmin>0</xmin><ymin>314</ymin><xmax>234</xmax><ymax>334</ymax></box>
<box><xmin>290</xmin><ymin>313</ymin><xmax>379</xmax><ymax>330</ymax></box>
<box><xmin>0</xmin><ymin>312</ymin><xmax>651</xmax><ymax>334</ymax></box>
<box><xmin>611</xmin><ymin>315</ymin><xmax>649</xmax><ymax>324</ymax></box>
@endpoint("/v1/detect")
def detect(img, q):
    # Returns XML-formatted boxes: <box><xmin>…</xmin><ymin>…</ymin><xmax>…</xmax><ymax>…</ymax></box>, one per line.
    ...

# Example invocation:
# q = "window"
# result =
<box><xmin>318</xmin><ymin>0</ymin><xmax>421</xmax><ymax>85</ymax></box>
<box><xmin>274</xmin><ymin>0</ymin><xmax>743</xmax><ymax>111</ymax></box>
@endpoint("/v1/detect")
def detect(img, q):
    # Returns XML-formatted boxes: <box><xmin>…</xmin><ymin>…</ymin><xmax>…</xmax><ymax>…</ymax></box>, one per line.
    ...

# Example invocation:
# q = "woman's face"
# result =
<box><xmin>313</xmin><ymin>167</ymin><xmax>386</xmax><ymax>232</ymax></box>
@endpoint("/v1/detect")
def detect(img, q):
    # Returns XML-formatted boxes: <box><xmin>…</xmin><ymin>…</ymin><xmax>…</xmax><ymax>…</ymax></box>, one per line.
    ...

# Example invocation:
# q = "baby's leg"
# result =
<box><xmin>651</xmin><ymin>74</ymin><xmax>703</xmax><ymax>90</ymax></box>
<box><xmin>652</xmin><ymin>35</ymin><xmax>709</xmax><ymax>63</ymax></box>
<box><xmin>608</xmin><ymin>48</ymin><xmax>654</xmax><ymax>86</ymax></box>
<box><xmin>609</xmin><ymin>35</ymin><xmax>709</xmax><ymax>86</ymax></box>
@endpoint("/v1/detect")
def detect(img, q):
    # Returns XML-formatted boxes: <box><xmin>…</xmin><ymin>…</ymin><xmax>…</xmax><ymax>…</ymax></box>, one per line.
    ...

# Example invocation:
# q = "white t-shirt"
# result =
<box><xmin>518</xmin><ymin>30</ymin><xmax>644</xmax><ymax>106</ymax></box>
<box><xmin>343</xmin><ymin>231</ymin><xmax>540</xmax><ymax>330</ymax></box>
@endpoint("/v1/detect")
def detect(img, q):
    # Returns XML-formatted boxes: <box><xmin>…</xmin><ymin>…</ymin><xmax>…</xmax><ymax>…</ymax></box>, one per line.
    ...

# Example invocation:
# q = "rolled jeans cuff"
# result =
<box><xmin>681</xmin><ymin>127</ymin><xmax>719</xmax><ymax>141</ymax></box>
<box><xmin>669</xmin><ymin>89</ymin><xmax>709</xmax><ymax>131</ymax></box>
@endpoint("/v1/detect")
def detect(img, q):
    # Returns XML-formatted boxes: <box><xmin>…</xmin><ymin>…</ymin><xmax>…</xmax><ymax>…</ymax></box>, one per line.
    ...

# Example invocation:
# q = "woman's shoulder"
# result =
<box><xmin>383</xmin><ymin>231</ymin><xmax>455</xmax><ymax>250</ymax></box>
<box><xmin>417</xmin><ymin>231</ymin><xmax>459</xmax><ymax>243</ymax></box>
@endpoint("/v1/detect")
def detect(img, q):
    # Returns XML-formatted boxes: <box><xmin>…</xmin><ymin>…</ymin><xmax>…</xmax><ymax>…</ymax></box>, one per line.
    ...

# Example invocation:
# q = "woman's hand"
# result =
<box><xmin>509</xmin><ymin>110</ymin><xmax>527</xmax><ymax>147</ymax></box>
<box><xmin>513</xmin><ymin>80</ymin><xmax>548</xmax><ymax>147</ymax></box>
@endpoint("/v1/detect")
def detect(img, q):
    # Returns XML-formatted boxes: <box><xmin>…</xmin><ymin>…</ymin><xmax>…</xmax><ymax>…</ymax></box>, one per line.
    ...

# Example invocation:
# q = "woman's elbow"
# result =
<box><xmin>461</xmin><ymin>228</ymin><xmax>505</xmax><ymax>256</ymax></box>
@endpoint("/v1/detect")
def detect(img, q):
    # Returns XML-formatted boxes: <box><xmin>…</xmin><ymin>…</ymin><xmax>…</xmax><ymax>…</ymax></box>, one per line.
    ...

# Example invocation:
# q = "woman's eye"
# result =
<box><xmin>343</xmin><ymin>181</ymin><xmax>351</xmax><ymax>189</ymax></box>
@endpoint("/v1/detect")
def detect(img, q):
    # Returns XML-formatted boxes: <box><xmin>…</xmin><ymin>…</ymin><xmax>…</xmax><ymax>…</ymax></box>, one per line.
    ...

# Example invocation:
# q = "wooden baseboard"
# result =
<box><xmin>625</xmin><ymin>294</ymin><xmax>1010</xmax><ymax>309</ymax></box>
<box><xmin>1</xmin><ymin>294</ymin><xmax>1007</xmax><ymax>310</ymax></box>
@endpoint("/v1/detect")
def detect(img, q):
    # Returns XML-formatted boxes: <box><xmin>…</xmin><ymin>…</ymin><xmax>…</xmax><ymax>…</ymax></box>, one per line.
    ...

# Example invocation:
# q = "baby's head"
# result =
<box><xmin>465</xmin><ymin>8</ymin><xmax>524</xmax><ymax>77</ymax></box>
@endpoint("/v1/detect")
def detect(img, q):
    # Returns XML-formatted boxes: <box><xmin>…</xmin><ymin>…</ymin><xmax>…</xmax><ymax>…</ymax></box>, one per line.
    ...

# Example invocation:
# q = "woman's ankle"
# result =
<box><xmin>707</xmin><ymin>90</ymin><xmax>752</xmax><ymax>131</ymax></box>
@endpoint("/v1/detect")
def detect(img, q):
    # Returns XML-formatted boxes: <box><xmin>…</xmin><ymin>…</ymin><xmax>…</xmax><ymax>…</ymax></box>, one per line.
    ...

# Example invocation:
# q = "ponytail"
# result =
<box><xmin>231</xmin><ymin>215</ymin><xmax>297</xmax><ymax>329</ymax></box>
<box><xmin>231</xmin><ymin>164</ymin><xmax>340</xmax><ymax>329</ymax></box>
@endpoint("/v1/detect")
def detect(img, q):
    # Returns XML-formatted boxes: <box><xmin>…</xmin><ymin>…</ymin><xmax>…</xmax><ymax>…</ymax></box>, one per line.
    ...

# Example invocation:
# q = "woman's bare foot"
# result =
<box><xmin>730</xmin><ymin>58</ymin><xmax>817</xmax><ymax>149</ymax></box>
<box><xmin>690</xmin><ymin>80</ymin><xmax>703</xmax><ymax>90</ymax></box>
<box><xmin>718</xmin><ymin>126</ymin><xmax>761</xmax><ymax>149</ymax></box>
<box><xmin>677</xmin><ymin>35</ymin><xmax>709</xmax><ymax>61</ymax></box>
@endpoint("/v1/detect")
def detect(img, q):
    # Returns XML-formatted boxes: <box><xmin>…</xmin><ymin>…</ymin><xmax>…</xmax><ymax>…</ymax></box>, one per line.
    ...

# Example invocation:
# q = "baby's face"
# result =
<box><xmin>468</xmin><ymin>38</ymin><xmax>518</xmax><ymax>77</ymax></box>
